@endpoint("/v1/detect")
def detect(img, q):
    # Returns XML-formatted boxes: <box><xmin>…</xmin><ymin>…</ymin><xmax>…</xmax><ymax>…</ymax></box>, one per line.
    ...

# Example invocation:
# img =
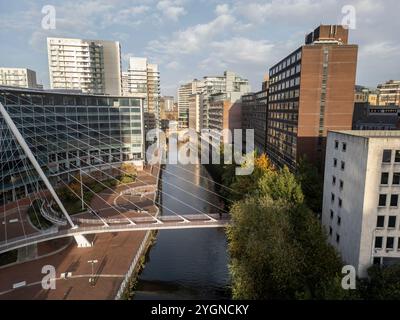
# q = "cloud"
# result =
<box><xmin>156</xmin><ymin>0</ymin><xmax>187</xmax><ymax>21</ymax></box>
<box><xmin>147</xmin><ymin>8</ymin><xmax>235</xmax><ymax>56</ymax></box>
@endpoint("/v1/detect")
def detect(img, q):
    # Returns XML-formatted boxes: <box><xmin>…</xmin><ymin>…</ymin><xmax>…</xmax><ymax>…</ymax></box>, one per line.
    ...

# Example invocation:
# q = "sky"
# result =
<box><xmin>0</xmin><ymin>0</ymin><xmax>399</xmax><ymax>97</ymax></box>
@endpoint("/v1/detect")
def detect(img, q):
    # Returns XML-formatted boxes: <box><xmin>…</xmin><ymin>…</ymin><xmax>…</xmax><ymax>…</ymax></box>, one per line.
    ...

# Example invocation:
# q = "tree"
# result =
<box><xmin>296</xmin><ymin>157</ymin><xmax>323</xmax><ymax>214</ymax></box>
<box><xmin>258</xmin><ymin>166</ymin><xmax>304</xmax><ymax>205</ymax></box>
<box><xmin>361</xmin><ymin>264</ymin><xmax>400</xmax><ymax>300</ymax></box>
<box><xmin>227</xmin><ymin>166</ymin><xmax>346</xmax><ymax>300</ymax></box>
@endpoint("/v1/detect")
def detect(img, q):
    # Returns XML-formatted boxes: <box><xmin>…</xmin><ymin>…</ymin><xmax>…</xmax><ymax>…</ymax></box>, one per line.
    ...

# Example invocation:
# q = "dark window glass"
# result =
<box><xmin>332</xmin><ymin>176</ymin><xmax>336</xmax><ymax>185</ymax></box>
<box><xmin>388</xmin><ymin>216</ymin><xmax>397</xmax><ymax>228</ymax></box>
<box><xmin>373</xmin><ymin>257</ymin><xmax>381</xmax><ymax>265</ymax></box>
<box><xmin>390</xmin><ymin>194</ymin><xmax>399</xmax><ymax>207</ymax></box>
<box><xmin>395</xmin><ymin>150</ymin><xmax>400</xmax><ymax>163</ymax></box>
<box><xmin>331</xmin><ymin>193</ymin><xmax>335</xmax><ymax>203</ymax></box>
<box><xmin>339</xmin><ymin>198</ymin><xmax>343</xmax><ymax>208</ymax></box>
<box><xmin>333</xmin><ymin>158</ymin><xmax>337</xmax><ymax>167</ymax></box>
<box><xmin>381</xmin><ymin>172</ymin><xmax>389</xmax><ymax>185</ymax></box>
<box><xmin>337</xmin><ymin>216</ymin><xmax>341</xmax><ymax>226</ymax></box>
<box><xmin>330</xmin><ymin>210</ymin><xmax>334</xmax><ymax>219</ymax></box>
<box><xmin>329</xmin><ymin>227</ymin><xmax>333</xmax><ymax>236</ymax></box>
<box><xmin>386</xmin><ymin>237</ymin><xmax>394</xmax><ymax>249</ymax></box>
<box><xmin>393</xmin><ymin>173</ymin><xmax>400</xmax><ymax>185</ymax></box>
<box><xmin>383</xmin><ymin>150</ymin><xmax>392</xmax><ymax>163</ymax></box>
<box><xmin>339</xmin><ymin>180</ymin><xmax>344</xmax><ymax>190</ymax></box>
<box><xmin>379</xmin><ymin>194</ymin><xmax>387</xmax><ymax>207</ymax></box>
<box><xmin>342</xmin><ymin>143</ymin><xmax>347</xmax><ymax>152</ymax></box>
<box><xmin>341</xmin><ymin>161</ymin><xmax>345</xmax><ymax>171</ymax></box>
<box><xmin>377</xmin><ymin>216</ymin><xmax>385</xmax><ymax>228</ymax></box>
<box><xmin>335</xmin><ymin>140</ymin><xmax>339</xmax><ymax>149</ymax></box>
<box><xmin>375</xmin><ymin>237</ymin><xmax>383</xmax><ymax>249</ymax></box>
<box><xmin>336</xmin><ymin>234</ymin><xmax>340</xmax><ymax>243</ymax></box>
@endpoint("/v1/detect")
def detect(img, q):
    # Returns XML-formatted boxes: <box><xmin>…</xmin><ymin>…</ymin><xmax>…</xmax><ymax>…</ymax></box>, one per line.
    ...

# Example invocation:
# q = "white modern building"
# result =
<box><xmin>47</xmin><ymin>37</ymin><xmax>122</xmax><ymax>95</ymax></box>
<box><xmin>125</xmin><ymin>57</ymin><xmax>160</xmax><ymax>129</ymax></box>
<box><xmin>178</xmin><ymin>79</ymin><xmax>204</xmax><ymax>129</ymax></box>
<box><xmin>322</xmin><ymin>130</ymin><xmax>400</xmax><ymax>278</ymax></box>
<box><xmin>0</xmin><ymin>68</ymin><xmax>41</xmax><ymax>89</ymax></box>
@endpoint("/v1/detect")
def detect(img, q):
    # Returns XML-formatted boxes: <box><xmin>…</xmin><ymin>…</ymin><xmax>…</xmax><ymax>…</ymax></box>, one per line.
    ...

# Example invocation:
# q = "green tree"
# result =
<box><xmin>258</xmin><ymin>166</ymin><xmax>304</xmax><ymax>205</ymax></box>
<box><xmin>361</xmin><ymin>264</ymin><xmax>400</xmax><ymax>300</ymax></box>
<box><xmin>296</xmin><ymin>157</ymin><xmax>323</xmax><ymax>214</ymax></box>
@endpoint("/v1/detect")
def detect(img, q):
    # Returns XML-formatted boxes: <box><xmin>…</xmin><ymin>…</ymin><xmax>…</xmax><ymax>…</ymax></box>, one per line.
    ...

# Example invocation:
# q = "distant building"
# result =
<box><xmin>125</xmin><ymin>57</ymin><xmax>160</xmax><ymax>130</ymax></box>
<box><xmin>0</xmin><ymin>68</ymin><xmax>41</xmax><ymax>89</ymax></box>
<box><xmin>189</xmin><ymin>93</ymin><xmax>202</xmax><ymax>133</ymax></box>
<box><xmin>47</xmin><ymin>37</ymin><xmax>122</xmax><ymax>95</ymax></box>
<box><xmin>322</xmin><ymin>130</ymin><xmax>400</xmax><ymax>277</ymax></box>
<box><xmin>242</xmin><ymin>76</ymin><xmax>269</xmax><ymax>153</ymax></box>
<box><xmin>178</xmin><ymin>79</ymin><xmax>204</xmax><ymax>128</ymax></box>
<box><xmin>377</xmin><ymin>80</ymin><xmax>400</xmax><ymax>106</ymax></box>
<box><xmin>266</xmin><ymin>25</ymin><xmax>358</xmax><ymax>171</ymax></box>
<box><xmin>353</xmin><ymin>103</ymin><xmax>400</xmax><ymax>130</ymax></box>
<box><xmin>206</xmin><ymin>92</ymin><xmax>244</xmax><ymax>144</ymax></box>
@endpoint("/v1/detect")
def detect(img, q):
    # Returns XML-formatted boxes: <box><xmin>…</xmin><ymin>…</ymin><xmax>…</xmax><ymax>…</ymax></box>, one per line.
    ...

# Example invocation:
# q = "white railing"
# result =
<box><xmin>40</xmin><ymin>202</ymin><xmax>68</xmax><ymax>226</ymax></box>
<box><xmin>114</xmin><ymin>230</ymin><xmax>151</xmax><ymax>300</ymax></box>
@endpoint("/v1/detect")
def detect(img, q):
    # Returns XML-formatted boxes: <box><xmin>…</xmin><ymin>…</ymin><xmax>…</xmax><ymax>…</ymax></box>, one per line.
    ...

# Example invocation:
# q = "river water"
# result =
<box><xmin>134</xmin><ymin>157</ymin><xmax>231</xmax><ymax>300</ymax></box>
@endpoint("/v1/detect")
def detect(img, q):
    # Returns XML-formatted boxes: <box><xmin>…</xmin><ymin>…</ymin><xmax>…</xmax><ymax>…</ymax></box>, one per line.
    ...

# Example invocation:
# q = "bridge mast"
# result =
<box><xmin>0</xmin><ymin>102</ymin><xmax>76</xmax><ymax>229</ymax></box>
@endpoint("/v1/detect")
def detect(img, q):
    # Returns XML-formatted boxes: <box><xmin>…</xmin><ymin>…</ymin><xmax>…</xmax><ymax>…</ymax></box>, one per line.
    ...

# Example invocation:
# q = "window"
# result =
<box><xmin>335</xmin><ymin>140</ymin><xmax>339</xmax><ymax>149</ymax></box>
<box><xmin>331</xmin><ymin>193</ymin><xmax>335</xmax><ymax>203</ymax></box>
<box><xmin>383</xmin><ymin>150</ymin><xmax>392</xmax><ymax>163</ymax></box>
<box><xmin>342</xmin><ymin>143</ymin><xmax>347</xmax><ymax>152</ymax></box>
<box><xmin>393</xmin><ymin>173</ymin><xmax>400</xmax><ymax>185</ymax></box>
<box><xmin>377</xmin><ymin>216</ymin><xmax>385</xmax><ymax>228</ymax></box>
<box><xmin>333</xmin><ymin>158</ymin><xmax>338</xmax><ymax>168</ymax></box>
<box><xmin>379</xmin><ymin>194</ymin><xmax>387</xmax><ymax>207</ymax></box>
<box><xmin>329</xmin><ymin>227</ymin><xmax>333</xmax><ymax>236</ymax></box>
<box><xmin>375</xmin><ymin>237</ymin><xmax>383</xmax><ymax>249</ymax></box>
<box><xmin>390</xmin><ymin>194</ymin><xmax>399</xmax><ymax>207</ymax></box>
<box><xmin>395</xmin><ymin>150</ymin><xmax>400</xmax><ymax>163</ymax></box>
<box><xmin>339</xmin><ymin>180</ymin><xmax>344</xmax><ymax>190</ymax></box>
<box><xmin>388</xmin><ymin>216</ymin><xmax>397</xmax><ymax>229</ymax></box>
<box><xmin>381</xmin><ymin>172</ymin><xmax>389</xmax><ymax>185</ymax></box>
<box><xmin>373</xmin><ymin>257</ymin><xmax>381</xmax><ymax>265</ymax></box>
<box><xmin>336</xmin><ymin>234</ymin><xmax>340</xmax><ymax>243</ymax></box>
<box><xmin>337</xmin><ymin>216</ymin><xmax>341</xmax><ymax>226</ymax></box>
<box><xmin>341</xmin><ymin>161</ymin><xmax>345</xmax><ymax>171</ymax></box>
<box><xmin>330</xmin><ymin>210</ymin><xmax>334</xmax><ymax>219</ymax></box>
<box><xmin>386</xmin><ymin>237</ymin><xmax>395</xmax><ymax>250</ymax></box>
<box><xmin>332</xmin><ymin>176</ymin><xmax>336</xmax><ymax>185</ymax></box>
<box><xmin>338</xmin><ymin>198</ymin><xmax>343</xmax><ymax>208</ymax></box>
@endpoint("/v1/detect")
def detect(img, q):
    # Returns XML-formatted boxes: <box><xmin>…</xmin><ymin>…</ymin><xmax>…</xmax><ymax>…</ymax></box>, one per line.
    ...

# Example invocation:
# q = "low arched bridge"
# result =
<box><xmin>0</xmin><ymin>214</ymin><xmax>230</xmax><ymax>254</ymax></box>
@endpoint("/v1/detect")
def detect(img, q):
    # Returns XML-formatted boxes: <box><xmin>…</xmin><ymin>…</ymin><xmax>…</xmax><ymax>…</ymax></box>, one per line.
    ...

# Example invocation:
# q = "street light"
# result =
<box><xmin>87</xmin><ymin>259</ymin><xmax>98</xmax><ymax>286</ymax></box>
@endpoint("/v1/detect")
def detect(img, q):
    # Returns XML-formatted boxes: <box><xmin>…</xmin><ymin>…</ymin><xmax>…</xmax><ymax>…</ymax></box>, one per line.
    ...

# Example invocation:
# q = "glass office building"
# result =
<box><xmin>0</xmin><ymin>86</ymin><xmax>145</xmax><ymax>205</ymax></box>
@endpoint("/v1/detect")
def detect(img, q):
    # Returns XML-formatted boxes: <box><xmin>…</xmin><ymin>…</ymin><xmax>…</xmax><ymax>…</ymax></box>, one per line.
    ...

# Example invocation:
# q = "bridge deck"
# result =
<box><xmin>0</xmin><ymin>216</ymin><xmax>230</xmax><ymax>254</ymax></box>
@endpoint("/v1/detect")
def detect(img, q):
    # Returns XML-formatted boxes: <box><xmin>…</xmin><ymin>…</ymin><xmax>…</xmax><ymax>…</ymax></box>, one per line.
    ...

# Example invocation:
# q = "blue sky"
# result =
<box><xmin>0</xmin><ymin>0</ymin><xmax>399</xmax><ymax>97</ymax></box>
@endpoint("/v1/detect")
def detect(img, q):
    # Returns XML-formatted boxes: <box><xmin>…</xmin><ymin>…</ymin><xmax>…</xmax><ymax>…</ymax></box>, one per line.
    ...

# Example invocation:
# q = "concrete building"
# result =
<box><xmin>353</xmin><ymin>103</ymin><xmax>400</xmax><ymax>130</ymax></box>
<box><xmin>178</xmin><ymin>79</ymin><xmax>204</xmax><ymax>128</ymax></box>
<box><xmin>377</xmin><ymin>80</ymin><xmax>400</xmax><ymax>106</ymax></box>
<box><xmin>0</xmin><ymin>86</ymin><xmax>145</xmax><ymax>205</ymax></box>
<box><xmin>322</xmin><ymin>130</ymin><xmax>400</xmax><ymax>277</ymax></box>
<box><xmin>266</xmin><ymin>25</ymin><xmax>358</xmax><ymax>171</ymax></box>
<box><xmin>125</xmin><ymin>57</ymin><xmax>160</xmax><ymax>130</ymax></box>
<box><xmin>0</xmin><ymin>68</ymin><xmax>41</xmax><ymax>89</ymax></box>
<box><xmin>206</xmin><ymin>92</ymin><xmax>244</xmax><ymax>144</ymax></box>
<box><xmin>47</xmin><ymin>37</ymin><xmax>122</xmax><ymax>95</ymax></box>
<box><xmin>188</xmin><ymin>93</ymin><xmax>202</xmax><ymax>133</ymax></box>
<box><xmin>201</xmin><ymin>72</ymin><xmax>250</xmax><ymax>131</ymax></box>
<box><xmin>241</xmin><ymin>77</ymin><xmax>269</xmax><ymax>153</ymax></box>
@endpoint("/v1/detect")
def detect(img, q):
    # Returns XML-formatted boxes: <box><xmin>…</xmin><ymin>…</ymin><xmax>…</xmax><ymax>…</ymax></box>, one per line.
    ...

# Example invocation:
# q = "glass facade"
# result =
<box><xmin>0</xmin><ymin>88</ymin><xmax>144</xmax><ymax>205</ymax></box>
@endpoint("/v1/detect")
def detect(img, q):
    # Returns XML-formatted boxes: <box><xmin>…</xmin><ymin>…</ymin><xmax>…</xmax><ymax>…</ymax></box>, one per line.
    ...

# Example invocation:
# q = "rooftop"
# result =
<box><xmin>330</xmin><ymin>130</ymin><xmax>400</xmax><ymax>138</ymax></box>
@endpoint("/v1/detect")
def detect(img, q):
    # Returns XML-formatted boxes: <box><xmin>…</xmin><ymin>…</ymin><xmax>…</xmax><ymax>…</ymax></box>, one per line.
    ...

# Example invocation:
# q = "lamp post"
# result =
<box><xmin>88</xmin><ymin>259</ymin><xmax>98</xmax><ymax>286</ymax></box>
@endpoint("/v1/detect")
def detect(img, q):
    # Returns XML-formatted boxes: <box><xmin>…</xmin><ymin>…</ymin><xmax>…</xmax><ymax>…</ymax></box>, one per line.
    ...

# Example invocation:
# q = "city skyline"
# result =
<box><xmin>0</xmin><ymin>0</ymin><xmax>399</xmax><ymax>97</ymax></box>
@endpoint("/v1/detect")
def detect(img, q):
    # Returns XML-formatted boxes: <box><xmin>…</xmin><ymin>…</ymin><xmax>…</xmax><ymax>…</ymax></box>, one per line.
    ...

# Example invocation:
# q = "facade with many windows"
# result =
<box><xmin>267</xmin><ymin>25</ymin><xmax>358</xmax><ymax>171</ymax></box>
<box><xmin>322</xmin><ymin>131</ymin><xmax>400</xmax><ymax>277</ymax></box>
<box><xmin>0</xmin><ymin>87</ymin><xmax>144</xmax><ymax>205</ymax></box>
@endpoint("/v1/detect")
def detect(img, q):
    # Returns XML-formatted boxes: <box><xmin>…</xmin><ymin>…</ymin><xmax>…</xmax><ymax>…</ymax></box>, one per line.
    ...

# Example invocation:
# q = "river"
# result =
<box><xmin>134</xmin><ymin>154</ymin><xmax>231</xmax><ymax>300</ymax></box>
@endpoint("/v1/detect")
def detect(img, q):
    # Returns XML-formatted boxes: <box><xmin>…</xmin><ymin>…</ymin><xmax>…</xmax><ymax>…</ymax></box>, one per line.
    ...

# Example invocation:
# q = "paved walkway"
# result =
<box><xmin>0</xmin><ymin>166</ymin><xmax>158</xmax><ymax>299</ymax></box>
